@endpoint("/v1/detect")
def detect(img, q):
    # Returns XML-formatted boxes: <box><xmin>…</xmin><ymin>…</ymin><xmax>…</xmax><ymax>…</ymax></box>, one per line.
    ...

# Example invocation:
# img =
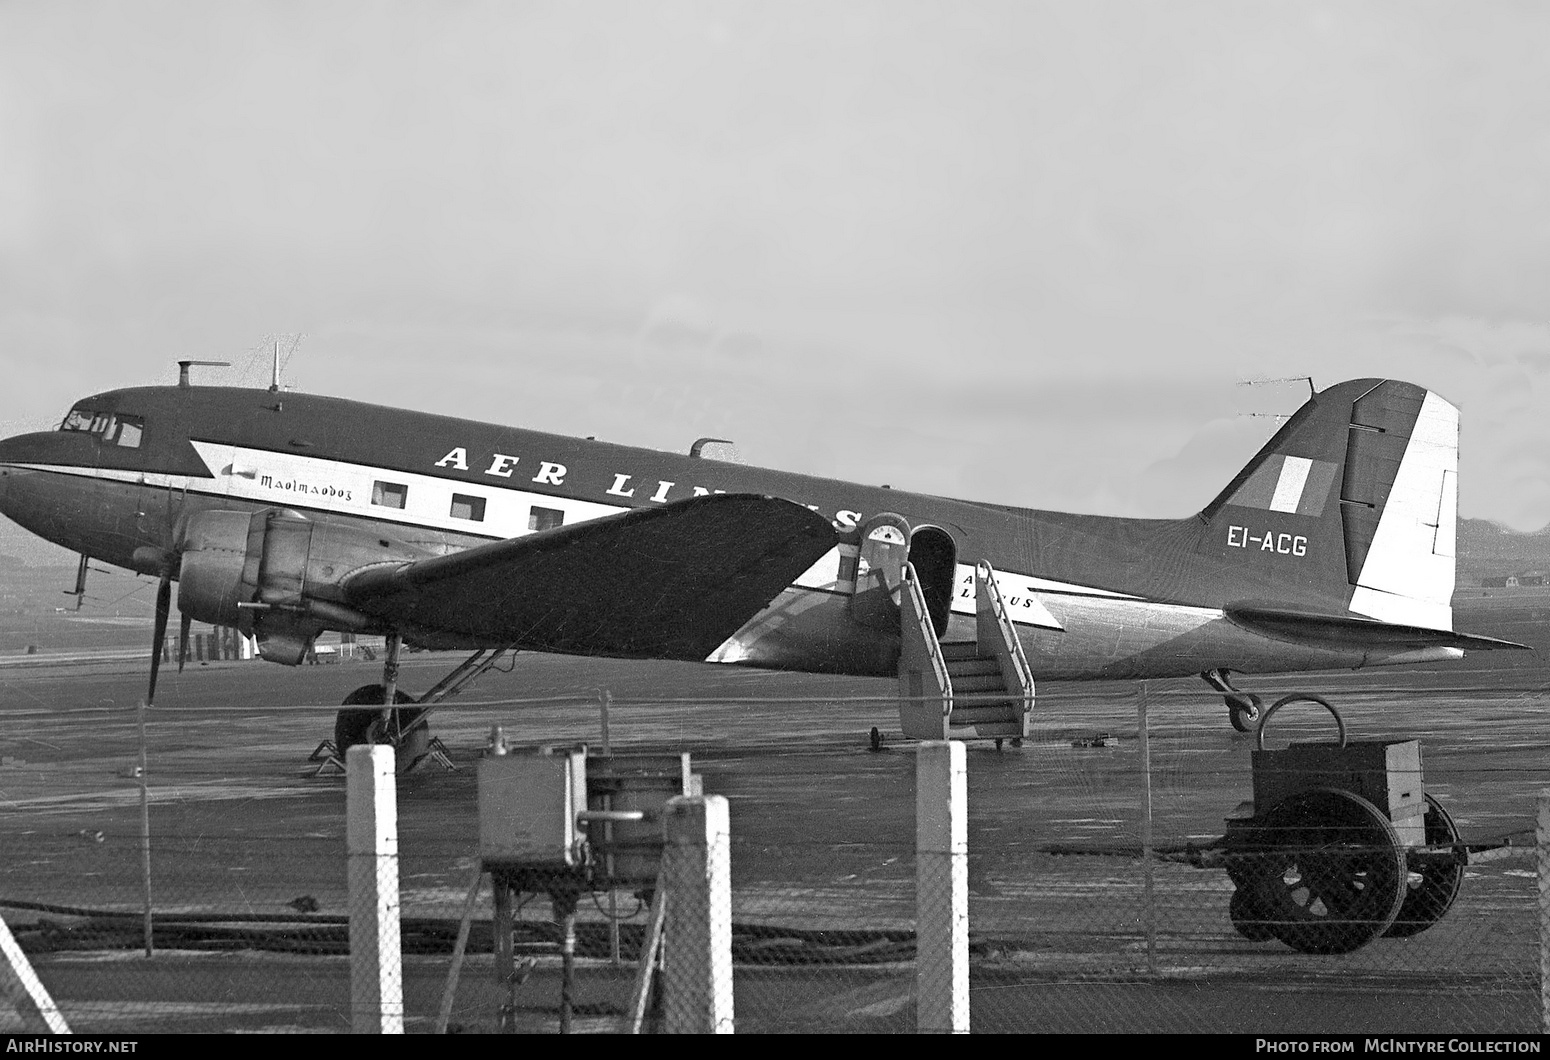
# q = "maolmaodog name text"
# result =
<box><xmin>1256</xmin><ymin>1043</ymin><xmax>1541</xmax><ymax>1054</ymax></box>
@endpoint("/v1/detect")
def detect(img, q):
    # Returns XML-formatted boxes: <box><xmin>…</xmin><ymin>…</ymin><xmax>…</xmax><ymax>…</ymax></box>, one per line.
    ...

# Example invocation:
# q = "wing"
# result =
<box><xmin>342</xmin><ymin>493</ymin><xmax>837</xmax><ymax>660</ymax></box>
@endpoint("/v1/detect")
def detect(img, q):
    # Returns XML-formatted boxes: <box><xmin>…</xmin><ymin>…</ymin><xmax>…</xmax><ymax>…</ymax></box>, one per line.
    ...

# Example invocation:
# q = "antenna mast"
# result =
<box><xmin>269</xmin><ymin>341</ymin><xmax>281</xmax><ymax>392</ymax></box>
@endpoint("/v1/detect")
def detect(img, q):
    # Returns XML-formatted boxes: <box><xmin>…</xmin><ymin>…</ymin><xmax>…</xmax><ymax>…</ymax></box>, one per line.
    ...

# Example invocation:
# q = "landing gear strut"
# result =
<box><xmin>1202</xmin><ymin>668</ymin><xmax>1263</xmax><ymax>733</ymax></box>
<box><xmin>313</xmin><ymin>634</ymin><xmax>518</xmax><ymax>775</ymax></box>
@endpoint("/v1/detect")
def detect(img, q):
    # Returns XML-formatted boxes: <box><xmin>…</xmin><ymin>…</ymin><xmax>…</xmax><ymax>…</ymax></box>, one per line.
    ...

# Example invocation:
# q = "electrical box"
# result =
<box><xmin>478</xmin><ymin>745</ymin><xmax>589</xmax><ymax>869</ymax></box>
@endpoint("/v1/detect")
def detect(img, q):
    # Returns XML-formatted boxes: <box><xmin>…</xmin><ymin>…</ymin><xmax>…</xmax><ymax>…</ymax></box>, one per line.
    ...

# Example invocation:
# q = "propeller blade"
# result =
<box><xmin>147</xmin><ymin>573</ymin><xmax>171</xmax><ymax>706</ymax></box>
<box><xmin>177</xmin><ymin>613</ymin><xmax>191</xmax><ymax>673</ymax></box>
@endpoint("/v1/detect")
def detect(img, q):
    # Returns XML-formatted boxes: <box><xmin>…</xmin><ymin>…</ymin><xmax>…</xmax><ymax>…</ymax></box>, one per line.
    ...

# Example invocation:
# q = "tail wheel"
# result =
<box><xmin>1227</xmin><ymin>692</ymin><xmax>1262</xmax><ymax>734</ymax></box>
<box><xmin>1384</xmin><ymin>794</ymin><xmax>1465</xmax><ymax>938</ymax></box>
<box><xmin>1236</xmin><ymin>787</ymin><xmax>1406</xmax><ymax>954</ymax></box>
<box><xmin>335</xmin><ymin>684</ymin><xmax>428</xmax><ymax>770</ymax></box>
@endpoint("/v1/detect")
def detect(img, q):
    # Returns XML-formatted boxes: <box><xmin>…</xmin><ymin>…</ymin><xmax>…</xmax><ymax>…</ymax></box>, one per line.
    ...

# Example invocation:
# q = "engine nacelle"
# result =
<box><xmin>177</xmin><ymin>510</ymin><xmax>251</xmax><ymax>627</ymax></box>
<box><xmin>176</xmin><ymin>507</ymin><xmax>430</xmax><ymax>664</ymax></box>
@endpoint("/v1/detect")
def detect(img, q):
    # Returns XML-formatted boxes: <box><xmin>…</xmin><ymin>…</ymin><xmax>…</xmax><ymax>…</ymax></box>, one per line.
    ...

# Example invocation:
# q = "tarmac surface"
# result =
<box><xmin>0</xmin><ymin>646</ymin><xmax>1547</xmax><ymax>1033</ymax></box>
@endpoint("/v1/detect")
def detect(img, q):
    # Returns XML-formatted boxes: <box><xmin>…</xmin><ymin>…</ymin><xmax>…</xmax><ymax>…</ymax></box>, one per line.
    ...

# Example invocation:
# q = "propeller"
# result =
<box><xmin>147</xmin><ymin>572</ymin><xmax>172</xmax><ymax>706</ymax></box>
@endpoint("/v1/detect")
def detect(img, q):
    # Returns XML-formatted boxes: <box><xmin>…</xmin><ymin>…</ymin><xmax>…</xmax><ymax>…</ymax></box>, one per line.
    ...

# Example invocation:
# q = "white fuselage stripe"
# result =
<box><xmin>3</xmin><ymin>448</ymin><xmax>1150</xmax><ymax>620</ymax></box>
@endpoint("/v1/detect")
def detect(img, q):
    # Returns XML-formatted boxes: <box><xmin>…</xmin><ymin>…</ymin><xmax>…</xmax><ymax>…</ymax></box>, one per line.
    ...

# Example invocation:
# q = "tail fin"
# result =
<box><xmin>1199</xmin><ymin>378</ymin><xmax>1458</xmax><ymax>630</ymax></box>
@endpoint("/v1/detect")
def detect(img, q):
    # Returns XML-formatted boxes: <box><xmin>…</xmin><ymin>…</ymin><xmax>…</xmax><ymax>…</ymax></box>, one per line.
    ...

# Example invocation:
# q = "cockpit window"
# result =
<box><xmin>56</xmin><ymin>408</ymin><xmax>144</xmax><ymax>447</ymax></box>
<box><xmin>111</xmin><ymin>415</ymin><xmax>144</xmax><ymax>448</ymax></box>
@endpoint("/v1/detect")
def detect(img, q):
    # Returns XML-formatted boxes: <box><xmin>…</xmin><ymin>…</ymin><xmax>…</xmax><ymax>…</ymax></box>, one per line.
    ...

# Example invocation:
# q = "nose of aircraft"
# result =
<box><xmin>0</xmin><ymin>428</ymin><xmax>63</xmax><ymax>517</ymax></box>
<box><xmin>0</xmin><ymin>432</ymin><xmax>23</xmax><ymax>509</ymax></box>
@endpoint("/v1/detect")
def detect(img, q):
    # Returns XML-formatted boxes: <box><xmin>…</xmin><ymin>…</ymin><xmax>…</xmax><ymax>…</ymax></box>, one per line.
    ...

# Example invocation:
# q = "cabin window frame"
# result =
<box><xmin>528</xmin><ymin>506</ymin><xmax>564</xmax><ymax>532</ymax></box>
<box><xmin>371</xmin><ymin>480</ymin><xmax>409</xmax><ymax>509</ymax></box>
<box><xmin>450</xmin><ymin>493</ymin><xmax>486</xmax><ymax>522</ymax></box>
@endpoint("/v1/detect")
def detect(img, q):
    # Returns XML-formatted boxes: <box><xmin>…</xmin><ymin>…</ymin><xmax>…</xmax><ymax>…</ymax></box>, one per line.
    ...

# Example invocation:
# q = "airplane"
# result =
<box><xmin>0</xmin><ymin>365</ymin><xmax>1526</xmax><ymax>767</ymax></box>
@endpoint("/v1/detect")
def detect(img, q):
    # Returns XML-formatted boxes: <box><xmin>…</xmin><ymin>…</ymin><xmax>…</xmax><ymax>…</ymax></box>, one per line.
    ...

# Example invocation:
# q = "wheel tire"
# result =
<box><xmin>1236</xmin><ymin>787</ymin><xmax>1406</xmax><ymax>954</ymax></box>
<box><xmin>868</xmin><ymin>726</ymin><xmax>883</xmax><ymax>752</ymax></box>
<box><xmin>335</xmin><ymin>685</ymin><xmax>425</xmax><ymax>770</ymax></box>
<box><xmin>1228</xmin><ymin>693</ymin><xmax>1263</xmax><ymax>734</ymax></box>
<box><xmin>1384</xmin><ymin>794</ymin><xmax>1465</xmax><ymax>938</ymax></box>
<box><xmin>1228</xmin><ymin>885</ymin><xmax>1276</xmax><ymax>942</ymax></box>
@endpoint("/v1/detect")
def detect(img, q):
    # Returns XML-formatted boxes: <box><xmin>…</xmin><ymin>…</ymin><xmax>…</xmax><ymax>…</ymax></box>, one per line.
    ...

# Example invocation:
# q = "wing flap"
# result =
<box><xmin>343</xmin><ymin>493</ymin><xmax>837</xmax><ymax>661</ymax></box>
<box><xmin>1225</xmin><ymin>601</ymin><xmax>1530</xmax><ymax>653</ymax></box>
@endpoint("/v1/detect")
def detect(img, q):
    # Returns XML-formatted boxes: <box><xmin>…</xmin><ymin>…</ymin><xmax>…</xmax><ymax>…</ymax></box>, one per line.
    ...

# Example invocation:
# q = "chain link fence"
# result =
<box><xmin>1</xmin><ymin>679</ymin><xmax>1546</xmax><ymax>1033</ymax></box>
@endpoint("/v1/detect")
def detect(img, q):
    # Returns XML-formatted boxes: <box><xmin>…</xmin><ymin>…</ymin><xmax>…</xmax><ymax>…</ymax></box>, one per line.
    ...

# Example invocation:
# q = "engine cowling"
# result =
<box><xmin>175</xmin><ymin>507</ymin><xmax>430</xmax><ymax>664</ymax></box>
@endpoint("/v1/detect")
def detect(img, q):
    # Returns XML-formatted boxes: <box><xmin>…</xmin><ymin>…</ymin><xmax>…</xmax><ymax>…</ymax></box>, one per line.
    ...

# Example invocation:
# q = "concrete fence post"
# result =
<box><xmin>0</xmin><ymin>913</ymin><xmax>70</xmax><ymax>1033</ymax></box>
<box><xmin>1539</xmin><ymin>789</ymin><xmax>1550</xmax><ymax>1033</ymax></box>
<box><xmin>917</xmin><ymin>740</ymin><xmax>970</xmax><ymax>1033</ymax></box>
<box><xmin>347</xmin><ymin>744</ymin><xmax>403</xmax><ymax>1034</ymax></box>
<box><xmin>661</xmin><ymin>794</ymin><xmax>734</xmax><ymax>1033</ymax></box>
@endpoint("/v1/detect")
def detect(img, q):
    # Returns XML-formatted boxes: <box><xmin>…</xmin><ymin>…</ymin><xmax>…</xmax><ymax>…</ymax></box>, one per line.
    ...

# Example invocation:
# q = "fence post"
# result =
<box><xmin>347</xmin><ymin>744</ymin><xmax>403</xmax><ymax>1034</ymax></box>
<box><xmin>1539</xmin><ymin>789</ymin><xmax>1550</xmax><ymax>1033</ymax></box>
<box><xmin>0</xmin><ymin>913</ymin><xmax>70</xmax><ymax>1033</ymax></box>
<box><xmin>917</xmin><ymin>740</ymin><xmax>969</xmax><ymax>1033</ymax></box>
<box><xmin>1139</xmin><ymin>682</ymin><xmax>1156</xmax><ymax>974</ymax></box>
<box><xmin>661</xmin><ymin>794</ymin><xmax>734</xmax><ymax>1033</ymax></box>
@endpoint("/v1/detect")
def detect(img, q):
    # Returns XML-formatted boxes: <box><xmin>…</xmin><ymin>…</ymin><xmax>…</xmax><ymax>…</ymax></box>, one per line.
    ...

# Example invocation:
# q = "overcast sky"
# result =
<box><xmin>2</xmin><ymin>0</ymin><xmax>1547</xmax><ymax>567</ymax></box>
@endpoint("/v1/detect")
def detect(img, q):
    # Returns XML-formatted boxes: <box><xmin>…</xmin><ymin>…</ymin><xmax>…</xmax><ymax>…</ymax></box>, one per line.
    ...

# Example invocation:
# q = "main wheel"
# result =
<box><xmin>1227</xmin><ymin>692</ymin><xmax>1262</xmax><ymax>734</ymax></box>
<box><xmin>335</xmin><ymin>685</ymin><xmax>428</xmax><ymax>770</ymax></box>
<box><xmin>1384</xmin><ymin>794</ymin><xmax>1465</xmax><ymax>938</ymax></box>
<box><xmin>1235</xmin><ymin>788</ymin><xmax>1406</xmax><ymax>954</ymax></box>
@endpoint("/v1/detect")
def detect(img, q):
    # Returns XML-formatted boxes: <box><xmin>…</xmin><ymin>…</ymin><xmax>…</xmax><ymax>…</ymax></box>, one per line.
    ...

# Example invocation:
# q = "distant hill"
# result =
<box><xmin>1457</xmin><ymin>518</ymin><xmax>1550</xmax><ymax>585</ymax></box>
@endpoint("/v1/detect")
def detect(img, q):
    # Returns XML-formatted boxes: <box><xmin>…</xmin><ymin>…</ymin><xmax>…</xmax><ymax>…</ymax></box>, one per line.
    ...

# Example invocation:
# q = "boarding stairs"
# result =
<box><xmin>898</xmin><ymin>560</ymin><xmax>1035</xmax><ymax>742</ymax></box>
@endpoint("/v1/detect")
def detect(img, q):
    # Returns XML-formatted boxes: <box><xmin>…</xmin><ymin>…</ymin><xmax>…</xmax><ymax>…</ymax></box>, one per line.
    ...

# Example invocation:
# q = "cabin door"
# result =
<box><xmin>848</xmin><ymin>514</ymin><xmax>958</xmax><ymax>637</ymax></box>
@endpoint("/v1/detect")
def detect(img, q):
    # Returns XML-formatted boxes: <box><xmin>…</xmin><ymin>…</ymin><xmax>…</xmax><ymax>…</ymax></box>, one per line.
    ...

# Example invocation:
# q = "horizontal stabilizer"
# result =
<box><xmin>343</xmin><ymin>493</ymin><xmax>837</xmax><ymax>661</ymax></box>
<box><xmin>1224</xmin><ymin>601</ymin><xmax>1531</xmax><ymax>654</ymax></box>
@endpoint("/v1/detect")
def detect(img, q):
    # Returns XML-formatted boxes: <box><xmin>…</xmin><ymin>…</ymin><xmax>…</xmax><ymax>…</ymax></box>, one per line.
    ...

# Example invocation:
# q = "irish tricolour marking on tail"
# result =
<box><xmin>1347</xmin><ymin>390</ymin><xmax>1459</xmax><ymax>631</ymax></box>
<box><xmin>1268</xmin><ymin>456</ymin><xmax>1312</xmax><ymax>513</ymax></box>
<box><xmin>1225</xmin><ymin>454</ymin><xmax>1339</xmax><ymax>517</ymax></box>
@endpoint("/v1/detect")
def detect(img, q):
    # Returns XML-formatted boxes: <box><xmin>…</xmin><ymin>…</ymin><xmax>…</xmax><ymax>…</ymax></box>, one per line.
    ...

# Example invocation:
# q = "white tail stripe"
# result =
<box><xmin>1268</xmin><ymin>456</ymin><xmax>1312</xmax><ymax>513</ymax></box>
<box><xmin>1348</xmin><ymin>390</ymin><xmax>1459</xmax><ymax>630</ymax></box>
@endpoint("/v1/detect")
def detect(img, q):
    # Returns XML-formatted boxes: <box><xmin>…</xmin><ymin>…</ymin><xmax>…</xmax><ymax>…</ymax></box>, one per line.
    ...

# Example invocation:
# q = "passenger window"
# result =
<box><xmin>113</xmin><ymin>415</ymin><xmax>144</xmax><ymax>448</ymax></box>
<box><xmin>529</xmin><ymin>506</ymin><xmax>564</xmax><ymax>532</ymax></box>
<box><xmin>371</xmin><ymin>481</ymin><xmax>408</xmax><ymax>509</ymax></box>
<box><xmin>450</xmin><ymin>494</ymin><xmax>486</xmax><ymax>521</ymax></box>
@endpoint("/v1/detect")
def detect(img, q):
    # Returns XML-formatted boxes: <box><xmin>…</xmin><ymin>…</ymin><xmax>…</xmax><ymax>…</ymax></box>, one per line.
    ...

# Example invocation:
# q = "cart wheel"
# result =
<box><xmin>1237</xmin><ymin>787</ymin><xmax>1406</xmax><ymax>954</ymax></box>
<box><xmin>1228</xmin><ymin>886</ymin><xmax>1276</xmax><ymax>941</ymax></box>
<box><xmin>1384</xmin><ymin>794</ymin><xmax>1465</xmax><ymax>938</ymax></box>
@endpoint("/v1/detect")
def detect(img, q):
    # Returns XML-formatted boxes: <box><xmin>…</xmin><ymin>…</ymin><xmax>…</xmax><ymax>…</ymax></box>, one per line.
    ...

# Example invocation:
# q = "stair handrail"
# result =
<box><xmin>974</xmin><ymin>560</ymin><xmax>1035</xmax><ymax>717</ymax></box>
<box><xmin>901</xmin><ymin>562</ymin><xmax>953</xmax><ymax>719</ymax></box>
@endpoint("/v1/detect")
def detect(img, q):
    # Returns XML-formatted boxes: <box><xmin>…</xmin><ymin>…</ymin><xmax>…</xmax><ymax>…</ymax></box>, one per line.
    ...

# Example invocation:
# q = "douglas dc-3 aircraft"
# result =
<box><xmin>0</xmin><ymin>366</ymin><xmax>1524</xmax><ymax>765</ymax></box>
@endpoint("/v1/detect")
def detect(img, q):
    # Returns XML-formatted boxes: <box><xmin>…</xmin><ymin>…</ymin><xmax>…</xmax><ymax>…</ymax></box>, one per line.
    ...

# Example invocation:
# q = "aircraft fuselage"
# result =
<box><xmin>0</xmin><ymin>382</ymin><xmax>1466</xmax><ymax>682</ymax></box>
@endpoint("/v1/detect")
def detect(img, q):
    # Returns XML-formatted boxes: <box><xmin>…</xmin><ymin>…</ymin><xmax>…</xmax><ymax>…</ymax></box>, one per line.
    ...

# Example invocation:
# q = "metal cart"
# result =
<box><xmin>1215</xmin><ymin>695</ymin><xmax>1466</xmax><ymax>954</ymax></box>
